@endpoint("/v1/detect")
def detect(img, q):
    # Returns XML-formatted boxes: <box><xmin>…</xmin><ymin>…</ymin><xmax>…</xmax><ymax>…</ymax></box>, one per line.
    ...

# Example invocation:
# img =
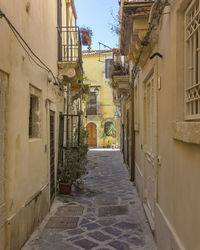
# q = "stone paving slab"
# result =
<box><xmin>45</xmin><ymin>216</ymin><xmax>79</xmax><ymax>229</ymax></box>
<box><xmin>93</xmin><ymin>197</ymin><xmax>119</xmax><ymax>206</ymax></box>
<box><xmin>22</xmin><ymin>150</ymin><xmax>157</xmax><ymax>250</ymax></box>
<box><xmin>55</xmin><ymin>205</ymin><xmax>84</xmax><ymax>217</ymax></box>
<box><xmin>98</xmin><ymin>205</ymin><xmax>128</xmax><ymax>217</ymax></box>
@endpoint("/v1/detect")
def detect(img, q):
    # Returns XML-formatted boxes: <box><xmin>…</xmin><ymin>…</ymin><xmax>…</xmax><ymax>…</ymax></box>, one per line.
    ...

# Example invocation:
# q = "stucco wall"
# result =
<box><xmin>0</xmin><ymin>0</ymin><xmax>65</xmax><ymax>248</ymax></box>
<box><xmin>0</xmin><ymin>70</ymin><xmax>8</xmax><ymax>250</ymax></box>
<box><xmin>134</xmin><ymin>1</ymin><xmax>200</xmax><ymax>249</ymax></box>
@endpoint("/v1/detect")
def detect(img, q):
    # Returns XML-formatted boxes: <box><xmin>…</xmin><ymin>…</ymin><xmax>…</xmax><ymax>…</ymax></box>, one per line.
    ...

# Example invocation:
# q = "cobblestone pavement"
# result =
<box><xmin>22</xmin><ymin>149</ymin><xmax>157</xmax><ymax>250</ymax></box>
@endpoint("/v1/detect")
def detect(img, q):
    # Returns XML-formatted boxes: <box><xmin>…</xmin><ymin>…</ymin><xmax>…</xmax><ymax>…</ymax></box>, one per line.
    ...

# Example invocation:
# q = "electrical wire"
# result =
<box><xmin>0</xmin><ymin>9</ymin><xmax>58</xmax><ymax>85</ymax></box>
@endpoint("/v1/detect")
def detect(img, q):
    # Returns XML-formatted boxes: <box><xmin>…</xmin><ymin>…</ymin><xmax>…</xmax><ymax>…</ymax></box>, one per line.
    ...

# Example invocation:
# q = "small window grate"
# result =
<box><xmin>29</xmin><ymin>95</ymin><xmax>40</xmax><ymax>138</ymax></box>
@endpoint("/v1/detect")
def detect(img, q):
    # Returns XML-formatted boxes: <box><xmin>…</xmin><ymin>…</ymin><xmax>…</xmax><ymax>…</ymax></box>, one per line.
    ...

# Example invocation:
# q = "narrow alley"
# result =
<box><xmin>22</xmin><ymin>150</ymin><xmax>156</xmax><ymax>250</ymax></box>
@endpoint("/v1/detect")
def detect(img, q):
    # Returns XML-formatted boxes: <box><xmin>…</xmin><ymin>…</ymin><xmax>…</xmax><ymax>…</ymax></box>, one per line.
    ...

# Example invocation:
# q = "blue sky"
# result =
<box><xmin>74</xmin><ymin>0</ymin><xmax>119</xmax><ymax>50</ymax></box>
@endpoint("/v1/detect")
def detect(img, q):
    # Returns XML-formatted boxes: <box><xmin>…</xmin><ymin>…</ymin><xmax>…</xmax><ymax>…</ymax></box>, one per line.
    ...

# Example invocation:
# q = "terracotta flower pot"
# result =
<box><xmin>112</xmin><ymin>48</ymin><xmax>119</xmax><ymax>54</ymax></box>
<box><xmin>72</xmin><ymin>83</ymin><xmax>79</xmax><ymax>88</ymax></box>
<box><xmin>59</xmin><ymin>182</ymin><xmax>72</xmax><ymax>195</ymax></box>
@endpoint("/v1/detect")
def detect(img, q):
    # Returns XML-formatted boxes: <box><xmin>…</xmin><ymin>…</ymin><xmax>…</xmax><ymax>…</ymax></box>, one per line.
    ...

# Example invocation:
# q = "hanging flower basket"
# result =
<box><xmin>81</xmin><ymin>30</ymin><xmax>90</xmax><ymax>45</ymax></box>
<box><xmin>80</xmin><ymin>27</ymin><xmax>93</xmax><ymax>49</ymax></box>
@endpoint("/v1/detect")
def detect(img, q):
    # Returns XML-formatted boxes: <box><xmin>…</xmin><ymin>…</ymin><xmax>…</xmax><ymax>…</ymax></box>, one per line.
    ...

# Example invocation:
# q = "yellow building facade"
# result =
<box><xmin>83</xmin><ymin>50</ymin><xmax>120</xmax><ymax>148</ymax></box>
<box><xmin>0</xmin><ymin>0</ymin><xmax>83</xmax><ymax>249</ymax></box>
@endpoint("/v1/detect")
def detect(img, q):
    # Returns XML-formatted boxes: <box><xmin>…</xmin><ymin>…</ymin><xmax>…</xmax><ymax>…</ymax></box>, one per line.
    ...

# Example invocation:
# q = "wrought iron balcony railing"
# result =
<box><xmin>57</xmin><ymin>26</ymin><xmax>82</xmax><ymax>63</ymax></box>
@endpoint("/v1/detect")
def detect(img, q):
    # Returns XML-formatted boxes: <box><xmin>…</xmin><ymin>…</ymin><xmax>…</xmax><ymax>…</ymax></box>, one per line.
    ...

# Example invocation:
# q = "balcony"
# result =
<box><xmin>57</xmin><ymin>26</ymin><xmax>83</xmax><ymax>84</ymax></box>
<box><xmin>110</xmin><ymin>51</ymin><xmax>130</xmax><ymax>95</ymax></box>
<box><xmin>120</xmin><ymin>0</ymin><xmax>154</xmax><ymax>57</ymax></box>
<box><xmin>111</xmin><ymin>51</ymin><xmax>129</xmax><ymax>76</ymax></box>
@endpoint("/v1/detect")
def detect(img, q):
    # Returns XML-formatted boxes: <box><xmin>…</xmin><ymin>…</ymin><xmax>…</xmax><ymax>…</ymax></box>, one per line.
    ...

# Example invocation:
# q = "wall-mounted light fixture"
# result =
<box><xmin>94</xmin><ymin>87</ymin><xmax>99</xmax><ymax>95</ymax></box>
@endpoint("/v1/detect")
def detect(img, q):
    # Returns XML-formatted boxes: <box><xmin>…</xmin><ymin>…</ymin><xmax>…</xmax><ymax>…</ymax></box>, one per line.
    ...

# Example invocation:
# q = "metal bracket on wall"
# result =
<box><xmin>0</xmin><ymin>9</ymin><xmax>4</xmax><ymax>18</ymax></box>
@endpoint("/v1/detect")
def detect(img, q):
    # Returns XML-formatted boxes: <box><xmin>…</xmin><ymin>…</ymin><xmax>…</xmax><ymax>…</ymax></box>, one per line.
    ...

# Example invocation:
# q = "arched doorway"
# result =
<box><xmin>86</xmin><ymin>122</ymin><xmax>97</xmax><ymax>147</ymax></box>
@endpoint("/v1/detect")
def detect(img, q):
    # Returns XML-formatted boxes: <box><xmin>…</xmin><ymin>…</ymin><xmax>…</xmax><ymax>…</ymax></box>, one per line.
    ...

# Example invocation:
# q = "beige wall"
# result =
<box><xmin>0</xmin><ymin>70</ymin><xmax>8</xmax><ymax>250</ymax></box>
<box><xmin>133</xmin><ymin>1</ymin><xmax>200</xmax><ymax>249</ymax></box>
<box><xmin>0</xmin><ymin>0</ymin><xmax>65</xmax><ymax>249</ymax></box>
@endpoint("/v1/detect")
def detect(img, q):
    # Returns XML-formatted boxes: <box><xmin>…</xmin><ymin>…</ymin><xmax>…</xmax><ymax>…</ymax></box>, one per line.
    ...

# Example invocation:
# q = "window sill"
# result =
<box><xmin>172</xmin><ymin>121</ymin><xmax>200</xmax><ymax>144</ymax></box>
<box><xmin>29</xmin><ymin>138</ymin><xmax>41</xmax><ymax>142</ymax></box>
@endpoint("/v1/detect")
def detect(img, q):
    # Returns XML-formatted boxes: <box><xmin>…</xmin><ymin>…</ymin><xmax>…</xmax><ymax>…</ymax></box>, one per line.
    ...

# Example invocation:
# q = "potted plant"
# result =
<box><xmin>74</xmin><ymin>127</ymin><xmax>88</xmax><ymax>190</ymax></box>
<box><xmin>71</xmin><ymin>83</ymin><xmax>79</xmax><ymax>88</ymax></box>
<box><xmin>58</xmin><ymin>149</ymin><xmax>83</xmax><ymax>194</ymax></box>
<box><xmin>57</xmin><ymin>128</ymin><xmax>88</xmax><ymax>194</ymax></box>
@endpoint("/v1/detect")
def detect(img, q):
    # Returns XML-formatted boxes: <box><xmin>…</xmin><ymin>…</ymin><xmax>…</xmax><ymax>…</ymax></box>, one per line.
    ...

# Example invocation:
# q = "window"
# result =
<box><xmin>86</xmin><ymin>92</ymin><xmax>97</xmax><ymax>115</ymax></box>
<box><xmin>185</xmin><ymin>0</ymin><xmax>200</xmax><ymax>119</ymax></box>
<box><xmin>105</xmin><ymin>58</ymin><xmax>113</xmax><ymax>78</ymax></box>
<box><xmin>29</xmin><ymin>94</ymin><xmax>40</xmax><ymax>138</ymax></box>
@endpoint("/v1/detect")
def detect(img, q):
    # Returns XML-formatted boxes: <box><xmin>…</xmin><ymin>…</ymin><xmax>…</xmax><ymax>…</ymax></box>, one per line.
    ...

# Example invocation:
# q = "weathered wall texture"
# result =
<box><xmin>8</xmin><ymin>186</ymin><xmax>49</xmax><ymax>250</ymax></box>
<box><xmin>0</xmin><ymin>0</ymin><xmax>65</xmax><ymax>249</ymax></box>
<box><xmin>0</xmin><ymin>70</ymin><xmax>8</xmax><ymax>250</ymax></box>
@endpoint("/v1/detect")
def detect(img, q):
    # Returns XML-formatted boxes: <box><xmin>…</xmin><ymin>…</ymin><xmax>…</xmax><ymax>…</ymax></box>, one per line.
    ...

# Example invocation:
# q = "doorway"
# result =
<box><xmin>126</xmin><ymin>110</ymin><xmax>130</xmax><ymax>166</ymax></box>
<box><xmin>86</xmin><ymin>122</ymin><xmax>97</xmax><ymax>147</ymax></box>
<box><xmin>49</xmin><ymin>111</ymin><xmax>55</xmax><ymax>203</ymax></box>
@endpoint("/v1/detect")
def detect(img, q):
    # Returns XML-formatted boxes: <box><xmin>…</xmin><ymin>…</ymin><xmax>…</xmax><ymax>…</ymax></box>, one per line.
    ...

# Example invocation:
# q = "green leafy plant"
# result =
<box><xmin>101</xmin><ymin>123</ymin><xmax>116</xmax><ymax>138</ymax></box>
<box><xmin>107</xmin><ymin>123</ymin><xmax>116</xmax><ymax>137</ymax></box>
<box><xmin>57</xmin><ymin>127</ymin><xmax>89</xmax><ymax>186</ymax></box>
<box><xmin>101</xmin><ymin>129</ymin><xmax>107</xmax><ymax>138</ymax></box>
<box><xmin>79</xmin><ymin>126</ymin><xmax>89</xmax><ymax>158</ymax></box>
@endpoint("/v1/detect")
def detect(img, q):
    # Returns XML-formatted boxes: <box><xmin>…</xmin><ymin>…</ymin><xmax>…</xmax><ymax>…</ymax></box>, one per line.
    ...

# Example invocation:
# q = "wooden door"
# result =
<box><xmin>126</xmin><ymin>110</ymin><xmax>130</xmax><ymax>166</ymax></box>
<box><xmin>143</xmin><ymin>75</ymin><xmax>156</xmax><ymax>221</ymax></box>
<box><xmin>86</xmin><ymin>123</ymin><xmax>97</xmax><ymax>147</ymax></box>
<box><xmin>50</xmin><ymin>111</ymin><xmax>55</xmax><ymax>203</ymax></box>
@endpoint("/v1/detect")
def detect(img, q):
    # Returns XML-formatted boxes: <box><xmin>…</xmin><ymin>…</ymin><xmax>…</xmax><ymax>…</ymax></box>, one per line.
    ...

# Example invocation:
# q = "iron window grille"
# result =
<box><xmin>29</xmin><ymin>94</ymin><xmax>40</xmax><ymax>138</ymax></box>
<box><xmin>86</xmin><ymin>92</ymin><xmax>97</xmax><ymax>115</ymax></box>
<box><xmin>59</xmin><ymin>114</ymin><xmax>81</xmax><ymax>149</ymax></box>
<box><xmin>185</xmin><ymin>0</ymin><xmax>200</xmax><ymax>119</ymax></box>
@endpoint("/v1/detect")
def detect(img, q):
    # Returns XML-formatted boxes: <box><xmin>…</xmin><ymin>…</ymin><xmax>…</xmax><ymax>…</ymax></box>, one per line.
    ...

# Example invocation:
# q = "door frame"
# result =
<box><xmin>47</xmin><ymin>101</ymin><xmax>57</xmax><ymax>204</ymax></box>
<box><xmin>49</xmin><ymin>110</ymin><xmax>56</xmax><ymax>203</ymax></box>
<box><xmin>126</xmin><ymin>109</ymin><xmax>130</xmax><ymax>166</ymax></box>
<box><xmin>142</xmin><ymin>67</ymin><xmax>158</xmax><ymax>230</ymax></box>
